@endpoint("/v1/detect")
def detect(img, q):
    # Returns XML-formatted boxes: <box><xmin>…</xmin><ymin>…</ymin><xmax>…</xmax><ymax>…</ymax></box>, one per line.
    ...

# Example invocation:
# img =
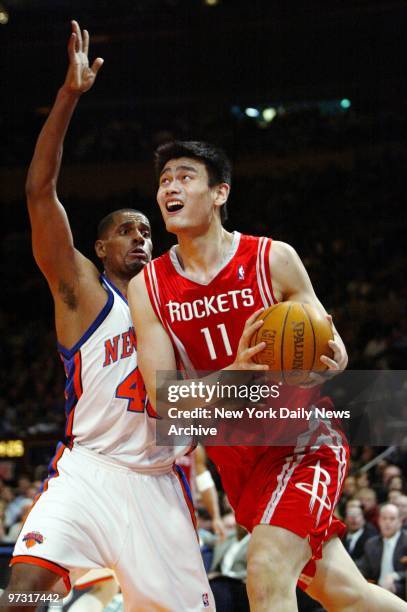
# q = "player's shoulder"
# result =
<box><xmin>269</xmin><ymin>241</ymin><xmax>303</xmax><ymax>276</ymax></box>
<box><xmin>271</xmin><ymin>240</ymin><xmax>298</xmax><ymax>260</ymax></box>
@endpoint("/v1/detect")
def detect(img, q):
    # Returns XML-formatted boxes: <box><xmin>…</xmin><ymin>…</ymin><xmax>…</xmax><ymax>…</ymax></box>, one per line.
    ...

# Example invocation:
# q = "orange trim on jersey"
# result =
<box><xmin>65</xmin><ymin>352</ymin><xmax>82</xmax><ymax>442</ymax></box>
<box><xmin>38</xmin><ymin>444</ymin><xmax>67</xmax><ymax>496</ymax></box>
<box><xmin>10</xmin><ymin>555</ymin><xmax>71</xmax><ymax>593</ymax></box>
<box><xmin>74</xmin><ymin>575</ymin><xmax>115</xmax><ymax>590</ymax></box>
<box><xmin>173</xmin><ymin>466</ymin><xmax>197</xmax><ymax>531</ymax></box>
<box><xmin>265</xmin><ymin>238</ymin><xmax>278</xmax><ymax>304</ymax></box>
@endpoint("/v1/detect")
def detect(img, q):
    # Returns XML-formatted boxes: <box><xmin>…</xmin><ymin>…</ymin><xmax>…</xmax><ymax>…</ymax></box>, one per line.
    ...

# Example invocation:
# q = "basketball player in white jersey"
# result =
<box><xmin>0</xmin><ymin>23</ymin><xmax>214</xmax><ymax>612</ymax></box>
<box><xmin>128</xmin><ymin>141</ymin><xmax>407</xmax><ymax>611</ymax></box>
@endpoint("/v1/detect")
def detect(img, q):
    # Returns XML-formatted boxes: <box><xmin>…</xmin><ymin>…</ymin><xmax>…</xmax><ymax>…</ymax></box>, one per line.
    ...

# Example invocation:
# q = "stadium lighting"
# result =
<box><xmin>262</xmin><ymin>107</ymin><xmax>277</xmax><ymax>122</ymax></box>
<box><xmin>205</xmin><ymin>0</ymin><xmax>219</xmax><ymax>5</ymax></box>
<box><xmin>245</xmin><ymin>107</ymin><xmax>260</xmax><ymax>118</ymax></box>
<box><xmin>340</xmin><ymin>98</ymin><xmax>351</xmax><ymax>109</ymax></box>
<box><xmin>0</xmin><ymin>3</ymin><xmax>8</xmax><ymax>24</ymax></box>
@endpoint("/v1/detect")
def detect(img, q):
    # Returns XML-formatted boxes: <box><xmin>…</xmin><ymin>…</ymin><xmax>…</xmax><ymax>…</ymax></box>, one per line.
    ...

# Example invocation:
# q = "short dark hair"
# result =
<box><xmin>97</xmin><ymin>208</ymin><xmax>147</xmax><ymax>239</ymax></box>
<box><xmin>154</xmin><ymin>140</ymin><xmax>232</xmax><ymax>222</ymax></box>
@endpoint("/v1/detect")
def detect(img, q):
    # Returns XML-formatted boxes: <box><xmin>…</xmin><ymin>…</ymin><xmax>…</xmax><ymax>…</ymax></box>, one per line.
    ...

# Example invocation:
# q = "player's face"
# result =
<box><xmin>157</xmin><ymin>157</ymin><xmax>223</xmax><ymax>234</ymax></box>
<box><xmin>98</xmin><ymin>212</ymin><xmax>152</xmax><ymax>277</ymax></box>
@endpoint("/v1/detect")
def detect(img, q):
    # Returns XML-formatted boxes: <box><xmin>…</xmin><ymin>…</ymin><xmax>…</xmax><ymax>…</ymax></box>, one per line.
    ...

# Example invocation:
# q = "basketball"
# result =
<box><xmin>250</xmin><ymin>301</ymin><xmax>334</xmax><ymax>385</ymax></box>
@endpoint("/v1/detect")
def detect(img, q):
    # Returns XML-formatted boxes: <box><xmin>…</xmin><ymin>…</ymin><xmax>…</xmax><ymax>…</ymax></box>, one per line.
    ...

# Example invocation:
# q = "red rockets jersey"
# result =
<box><xmin>144</xmin><ymin>232</ymin><xmax>348</xmax><ymax>530</ymax></box>
<box><xmin>145</xmin><ymin>230</ymin><xmax>322</xmax><ymax>430</ymax></box>
<box><xmin>145</xmin><ymin>232</ymin><xmax>277</xmax><ymax>373</ymax></box>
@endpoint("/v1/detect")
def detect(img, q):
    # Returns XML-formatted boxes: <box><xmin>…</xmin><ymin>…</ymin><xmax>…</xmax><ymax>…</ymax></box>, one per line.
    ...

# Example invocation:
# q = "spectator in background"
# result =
<box><xmin>343</xmin><ymin>505</ymin><xmax>377</xmax><ymax>562</ymax></box>
<box><xmin>387</xmin><ymin>475</ymin><xmax>407</xmax><ymax>497</ymax></box>
<box><xmin>358</xmin><ymin>504</ymin><xmax>407</xmax><ymax>600</ymax></box>
<box><xmin>389</xmin><ymin>491</ymin><xmax>403</xmax><ymax>505</ymax></box>
<box><xmin>395</xmin><ymin>495</ymin><xmax>407</xmax><ymax>530</ymax></box>
<box><xmin>357</xmin><ymin>487</ymin><xmax>380</xmax><ymax>529</ymax></box>
<box><xmin>208</xmin><ymin>524</ymin><xmax>250</xmax><ymax>612</ymax></box>
<box><xmin>3</xmin><ymin>500</ymin><xmax>33</xmax><ymax>543</ymax></box>
<box><xmin>3</xmin><ymin>475</ymin><xmax>34</xmax><ymax>530</ymax></box>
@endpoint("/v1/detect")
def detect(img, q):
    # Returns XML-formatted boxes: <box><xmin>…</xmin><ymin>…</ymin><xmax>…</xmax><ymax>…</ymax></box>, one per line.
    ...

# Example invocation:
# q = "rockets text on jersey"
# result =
<box><xmin>145</xmin><ymin>232</ymin><xmax>276</xmax><ymax>373</ymax></box>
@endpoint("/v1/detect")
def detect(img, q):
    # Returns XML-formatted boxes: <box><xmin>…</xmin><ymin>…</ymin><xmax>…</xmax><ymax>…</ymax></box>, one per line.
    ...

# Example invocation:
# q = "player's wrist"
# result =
<box><xmin>58</xmin><ymin>84</ymin><xmax>82</xmax><ymax>101</ymax></box>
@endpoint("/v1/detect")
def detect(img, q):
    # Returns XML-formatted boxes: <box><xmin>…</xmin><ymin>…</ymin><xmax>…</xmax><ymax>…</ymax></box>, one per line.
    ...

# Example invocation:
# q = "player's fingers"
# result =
<box><xmin>238</xmin><ymin>319</ymin><xmax>263</xmax><ymax>351</ymax></box>
<box><xmin>244</xmin><ymin>309</ymin><xmax>264</xmax><ymax>328</ymax></box>
<box><xmin>249</xmin><ymin>363</ymin><xmax>269</xmax><ymax>371</ymax></box>
<box><xmin>83</xmin><ymin>29</ymin><xmax>89</xmax><ymax>56</ymax></box>
<box><xmin>67</xmin><ymin>33</ymin><xmax>76</xmax><ymax>61</ymax></box>
<box><xmin>91</xmin><ymin>57</ymin><xmax>104</xmax><ymax>75</ymax></box>
<box><xmin>326</xmin><ymin>313</ymin><xmax>333</xmax><ymax>327</ymax></box>
<box><xmin>245</xmin><ymin>342</ymin><xmax>266</xmax><ymax>359</ymax></box>
<box><xmin>320</xmin><ymin>355</ymin><xmax>339</xmax><ymax>370</ymax></box>
<box><xmin>71</xmin><ymin>20</ymin><xmax>82</xmax><ymax>51</ymax></box>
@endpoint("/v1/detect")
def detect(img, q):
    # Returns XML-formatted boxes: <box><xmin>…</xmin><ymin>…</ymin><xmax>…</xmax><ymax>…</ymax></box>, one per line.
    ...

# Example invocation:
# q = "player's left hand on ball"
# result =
<box><xmin>301</xmin><ymin>314</ymin><xmax>348</xmax><ymax>388</ymax></box>
<box><xmin>230</xmin><ymin>309</ymin><xmax>269</xmax><ymax>371</ymax></box>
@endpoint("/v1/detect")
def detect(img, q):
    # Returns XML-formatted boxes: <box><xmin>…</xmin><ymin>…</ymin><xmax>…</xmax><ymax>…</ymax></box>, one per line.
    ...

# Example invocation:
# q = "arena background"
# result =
<box><xmin>0</xmin><ymin>1</ymin><xmax>406</xmax><ymax>609</ymax></box>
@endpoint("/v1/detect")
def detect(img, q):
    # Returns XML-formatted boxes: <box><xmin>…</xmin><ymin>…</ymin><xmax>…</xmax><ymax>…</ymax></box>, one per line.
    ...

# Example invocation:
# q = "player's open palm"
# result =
<box><xmin>64</xmin><ymin>20</ymin><xmax>104</xmax><ymax>94</ymax></box>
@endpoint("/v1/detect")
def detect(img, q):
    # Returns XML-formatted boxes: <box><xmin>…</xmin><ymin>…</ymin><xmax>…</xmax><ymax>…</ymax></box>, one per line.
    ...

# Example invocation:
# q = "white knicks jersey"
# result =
<box><xmin>57</xmin><ymin>275</ymin><xmax>186</xmax><ymax>472</ymax></box>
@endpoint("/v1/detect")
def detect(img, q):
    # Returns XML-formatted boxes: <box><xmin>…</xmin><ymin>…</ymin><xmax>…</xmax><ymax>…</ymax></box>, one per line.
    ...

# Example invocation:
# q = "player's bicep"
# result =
<box><xmin>271</xmin><ymin>240</ymin><xmax>327</xmax><ymax>315</ymax></box>
<box><xmin>128</xmin><ymin>272</ymin><xmax>177</xmax><ymax>408</ymax></box>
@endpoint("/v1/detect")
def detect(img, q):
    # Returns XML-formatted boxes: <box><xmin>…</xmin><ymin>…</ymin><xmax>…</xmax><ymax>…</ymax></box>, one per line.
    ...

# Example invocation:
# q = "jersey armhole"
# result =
<box><xmin>57</xmin><ymin>285</ymin><xmax>114</xmax><ymax>359</ymax></box>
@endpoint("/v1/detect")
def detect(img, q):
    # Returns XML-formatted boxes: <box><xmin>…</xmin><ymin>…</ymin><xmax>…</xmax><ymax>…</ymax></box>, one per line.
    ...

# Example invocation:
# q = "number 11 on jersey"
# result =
<box><xmin>200</xmin><ymin>323</ymin><xmax>232</xmax><ymax>360</ymax></box>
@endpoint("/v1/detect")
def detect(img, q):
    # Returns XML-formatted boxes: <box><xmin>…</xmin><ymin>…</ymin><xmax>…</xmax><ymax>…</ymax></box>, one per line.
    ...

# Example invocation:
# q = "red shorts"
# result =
<box><xmin>232</xmin><ymin>441</ymin><xmax>349</xmax><ymax>586</ymax></box>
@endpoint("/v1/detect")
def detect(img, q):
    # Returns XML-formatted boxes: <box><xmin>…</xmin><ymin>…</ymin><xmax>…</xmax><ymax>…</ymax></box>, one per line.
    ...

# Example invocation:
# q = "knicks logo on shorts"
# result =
<box><xmin>295</xmin><ymin>461</ymin><xmax>332</xmax><ymax>527</ymax></box>
<box><xmin>202</xmin><ymin>593</ymin><xmax>210</xmax><ymax>607</ymax></box>
<box><xmin>23</xmin><ymin>531</ymin><xmax>44</xmax><ymax>548</ymax></box>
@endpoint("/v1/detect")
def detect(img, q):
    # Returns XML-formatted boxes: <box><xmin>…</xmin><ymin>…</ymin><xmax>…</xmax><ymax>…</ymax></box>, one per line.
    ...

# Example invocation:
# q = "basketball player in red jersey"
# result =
<box><xmin>128</xmin><ymin>141</ymin><xmax>407</xmax><ymax>611</ymax></box>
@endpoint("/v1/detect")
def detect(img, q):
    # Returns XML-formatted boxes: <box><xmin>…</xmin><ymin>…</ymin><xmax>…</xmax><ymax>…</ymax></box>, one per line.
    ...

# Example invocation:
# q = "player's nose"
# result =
<box><xmin>132</xmin><ymin>229</ymin><xmax>145</xmax><ymax>243</ymax></box>
<box><xmin>164</xmin><ymin>180</ymin><xmax>181</xmax><ymax>195</ymax></box>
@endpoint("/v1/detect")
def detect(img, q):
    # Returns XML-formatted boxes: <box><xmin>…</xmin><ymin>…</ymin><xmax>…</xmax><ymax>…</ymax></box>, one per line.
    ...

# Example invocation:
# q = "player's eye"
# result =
<box><xmin>160</xmin><ymin>177</ymin><xmax>170</xmax><ymax>185</ymax></box>
<box><xmin>182</xmin><ymin>175</ymin><xmax>192</xmax><ymax>182</ymax></box>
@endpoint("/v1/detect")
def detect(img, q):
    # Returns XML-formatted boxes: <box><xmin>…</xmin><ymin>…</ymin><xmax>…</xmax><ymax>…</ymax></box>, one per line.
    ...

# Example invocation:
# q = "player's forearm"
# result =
<box><xmin>26</xmin><ymin>86</ymin><xmax>80</xmax><ymax>199</ymax></box>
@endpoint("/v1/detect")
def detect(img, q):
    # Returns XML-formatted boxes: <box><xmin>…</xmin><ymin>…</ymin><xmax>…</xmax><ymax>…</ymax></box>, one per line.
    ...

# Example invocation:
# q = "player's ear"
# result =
<box><xmin>213</xmin><ymin>183</ymin><xmax>230</xmax><ymax>208</ymax></box>
<box><xmin>95</xmin><ymin>239</ymin><xmax>106</xmax><ymax>259</ymax></box>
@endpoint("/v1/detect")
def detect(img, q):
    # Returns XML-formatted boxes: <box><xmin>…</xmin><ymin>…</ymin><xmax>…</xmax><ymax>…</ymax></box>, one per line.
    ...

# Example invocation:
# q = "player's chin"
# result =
<box><xmin>127</xmin><ymin>260</ymin><xmax>147</xmax><ymax>275</ymax></box>
<box><xmin>164</xmin><ymin>215</ymin><xmax>189</xmax><ymax>234</ymax></box>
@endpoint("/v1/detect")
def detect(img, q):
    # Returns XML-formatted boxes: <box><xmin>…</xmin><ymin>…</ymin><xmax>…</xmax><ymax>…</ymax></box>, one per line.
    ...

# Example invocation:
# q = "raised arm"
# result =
<box><xmin>27</xmin><ymin>21</ymin><xmax>105</xmax><ymax>346</ymax></box>
<box><xmin>270</xmin><ymin>240</ymin><xmax>348</xmax><ymax>382</ymax></box>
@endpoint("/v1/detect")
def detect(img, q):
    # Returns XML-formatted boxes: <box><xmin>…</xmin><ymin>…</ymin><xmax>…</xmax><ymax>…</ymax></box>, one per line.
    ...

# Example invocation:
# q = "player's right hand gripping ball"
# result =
<box><xmin>250</xmin><ymin>302</ymin><xmax>334</xmax><ymax>386</ymax></box>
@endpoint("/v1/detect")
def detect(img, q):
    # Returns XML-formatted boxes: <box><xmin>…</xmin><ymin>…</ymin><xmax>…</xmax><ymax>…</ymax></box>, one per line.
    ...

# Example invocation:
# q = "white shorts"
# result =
<box><xmin>12</xmin><ymin>444</ymin><xmax>215</xmax><ymax>611</ymax></box>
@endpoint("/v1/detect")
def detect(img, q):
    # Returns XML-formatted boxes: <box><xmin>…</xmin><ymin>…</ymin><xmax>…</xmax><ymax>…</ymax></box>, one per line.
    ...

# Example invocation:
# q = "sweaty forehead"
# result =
<box><xmin>161</xmin><ymin>157</ymin><xmax>207</xmax><ymax>175</ymax></box>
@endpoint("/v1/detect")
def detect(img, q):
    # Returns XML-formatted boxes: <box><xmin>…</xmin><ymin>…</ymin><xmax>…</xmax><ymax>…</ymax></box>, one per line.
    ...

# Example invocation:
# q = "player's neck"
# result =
<box><xmin>104</xmin><ymin>271</ymin><xmax>129</xmax><ymax>299</ymax></box>
<box><xmin>176</xmin><ymin>225</ymin><xmax>234</xmax><ymax>283</ymax></box>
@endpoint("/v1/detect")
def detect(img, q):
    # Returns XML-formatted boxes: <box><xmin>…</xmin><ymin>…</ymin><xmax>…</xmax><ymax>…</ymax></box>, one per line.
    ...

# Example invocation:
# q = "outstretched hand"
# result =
<box><xmin>63</xmin><ymin>20</ymin><xmax>104</xmax><ymax>94</ymax></box>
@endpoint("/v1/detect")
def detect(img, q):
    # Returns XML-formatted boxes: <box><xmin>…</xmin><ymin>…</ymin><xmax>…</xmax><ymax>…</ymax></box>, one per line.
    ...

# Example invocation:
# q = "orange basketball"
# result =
<box><xmin>250</xmin><ymin>302</ymin><xmax>334</xmax><ymax>385</ymax></box>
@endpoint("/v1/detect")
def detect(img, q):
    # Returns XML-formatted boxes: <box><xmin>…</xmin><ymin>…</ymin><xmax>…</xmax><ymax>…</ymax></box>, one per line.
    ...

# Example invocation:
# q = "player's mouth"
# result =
<box><xmin>165</xmin><ymin>200</ymin><xmax>184</xmax><ymax>214</ymax></box>
<box><xmin>128</xmin><ymin>247</ymin><xmax>147</xmax><ymax>259</ymax></box>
